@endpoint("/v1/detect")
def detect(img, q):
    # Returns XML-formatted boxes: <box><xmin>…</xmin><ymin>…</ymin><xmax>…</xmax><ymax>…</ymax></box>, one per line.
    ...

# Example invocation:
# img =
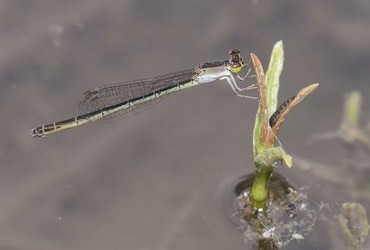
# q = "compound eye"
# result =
<box><xmin>227</xmin><ymin>49</ymin><xmax>244</xmax><ymax>73</ymax></box>
<box><xmin>228</xmin><ymin>49</ymin><xmax>240</xmax><ymax>56</ymax></box>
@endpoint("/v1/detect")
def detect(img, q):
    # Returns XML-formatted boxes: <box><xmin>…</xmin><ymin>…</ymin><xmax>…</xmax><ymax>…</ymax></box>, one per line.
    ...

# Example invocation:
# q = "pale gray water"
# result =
<box><xmin>1</xmin><ymin>1</ymin><xmax>370</xmax><ymax>249</ymax></box>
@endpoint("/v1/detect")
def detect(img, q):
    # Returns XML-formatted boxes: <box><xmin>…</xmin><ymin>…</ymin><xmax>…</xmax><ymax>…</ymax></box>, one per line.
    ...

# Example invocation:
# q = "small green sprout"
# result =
<box><xmin>250</xmin><ymin>41</ymin><xmax>319</xmax><ymax>209</ymax></box>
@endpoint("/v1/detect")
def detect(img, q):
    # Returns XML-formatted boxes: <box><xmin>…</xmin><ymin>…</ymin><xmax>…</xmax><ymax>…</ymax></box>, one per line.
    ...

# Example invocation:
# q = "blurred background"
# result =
<box><xmin>1</xmin><ymin>0</ymin><xmax>369</xmax><ymax>249</ymax></box>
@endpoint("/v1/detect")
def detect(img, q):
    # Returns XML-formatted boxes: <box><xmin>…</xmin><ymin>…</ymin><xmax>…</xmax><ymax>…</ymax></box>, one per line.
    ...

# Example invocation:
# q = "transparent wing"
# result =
<box><xmin>78</xmin><ymin>69</ymin><xmax>196</xmax><ymax>120</ymax></box>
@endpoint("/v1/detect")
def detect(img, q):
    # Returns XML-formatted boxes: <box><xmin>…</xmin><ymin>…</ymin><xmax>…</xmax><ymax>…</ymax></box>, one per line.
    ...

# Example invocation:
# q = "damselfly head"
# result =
<box><xmin>228</xmin><ymin>49</ymin><xmax>245</xmax><ymax>74</ymax></box>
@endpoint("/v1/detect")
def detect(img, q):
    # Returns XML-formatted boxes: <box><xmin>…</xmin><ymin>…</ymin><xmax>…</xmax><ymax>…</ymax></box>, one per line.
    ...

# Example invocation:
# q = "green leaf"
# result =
<box><xmin>265</xmin><ymin>41</ymin><xmax>284</xmax><ymax>118</ymax></box>
<box><xmin>254</xmin><ymin>146</ymin><xmax>292</xmax><ymax>170</ymax></box>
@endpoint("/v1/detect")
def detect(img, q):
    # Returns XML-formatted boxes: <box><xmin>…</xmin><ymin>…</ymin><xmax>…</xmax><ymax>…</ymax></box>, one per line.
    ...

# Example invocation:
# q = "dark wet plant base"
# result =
<box><xmin>227</xmin><ymin>171</ymin><xmax>325</xmax><ymax>249</ymax></box>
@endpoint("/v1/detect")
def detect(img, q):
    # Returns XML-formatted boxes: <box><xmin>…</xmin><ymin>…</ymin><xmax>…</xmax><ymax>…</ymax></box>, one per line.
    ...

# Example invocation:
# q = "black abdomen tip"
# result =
<box><xmin>30</xmin><ymin>126</ymin><xmax>45</xmax><ymax>138</ymax></box>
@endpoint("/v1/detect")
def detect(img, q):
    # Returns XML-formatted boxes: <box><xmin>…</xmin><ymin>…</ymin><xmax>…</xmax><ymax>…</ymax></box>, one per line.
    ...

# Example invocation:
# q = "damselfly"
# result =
<box><xmin>30</xmin><ymin>49</ymin><xmax>256</xmax><ymax>137</ymax></box>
